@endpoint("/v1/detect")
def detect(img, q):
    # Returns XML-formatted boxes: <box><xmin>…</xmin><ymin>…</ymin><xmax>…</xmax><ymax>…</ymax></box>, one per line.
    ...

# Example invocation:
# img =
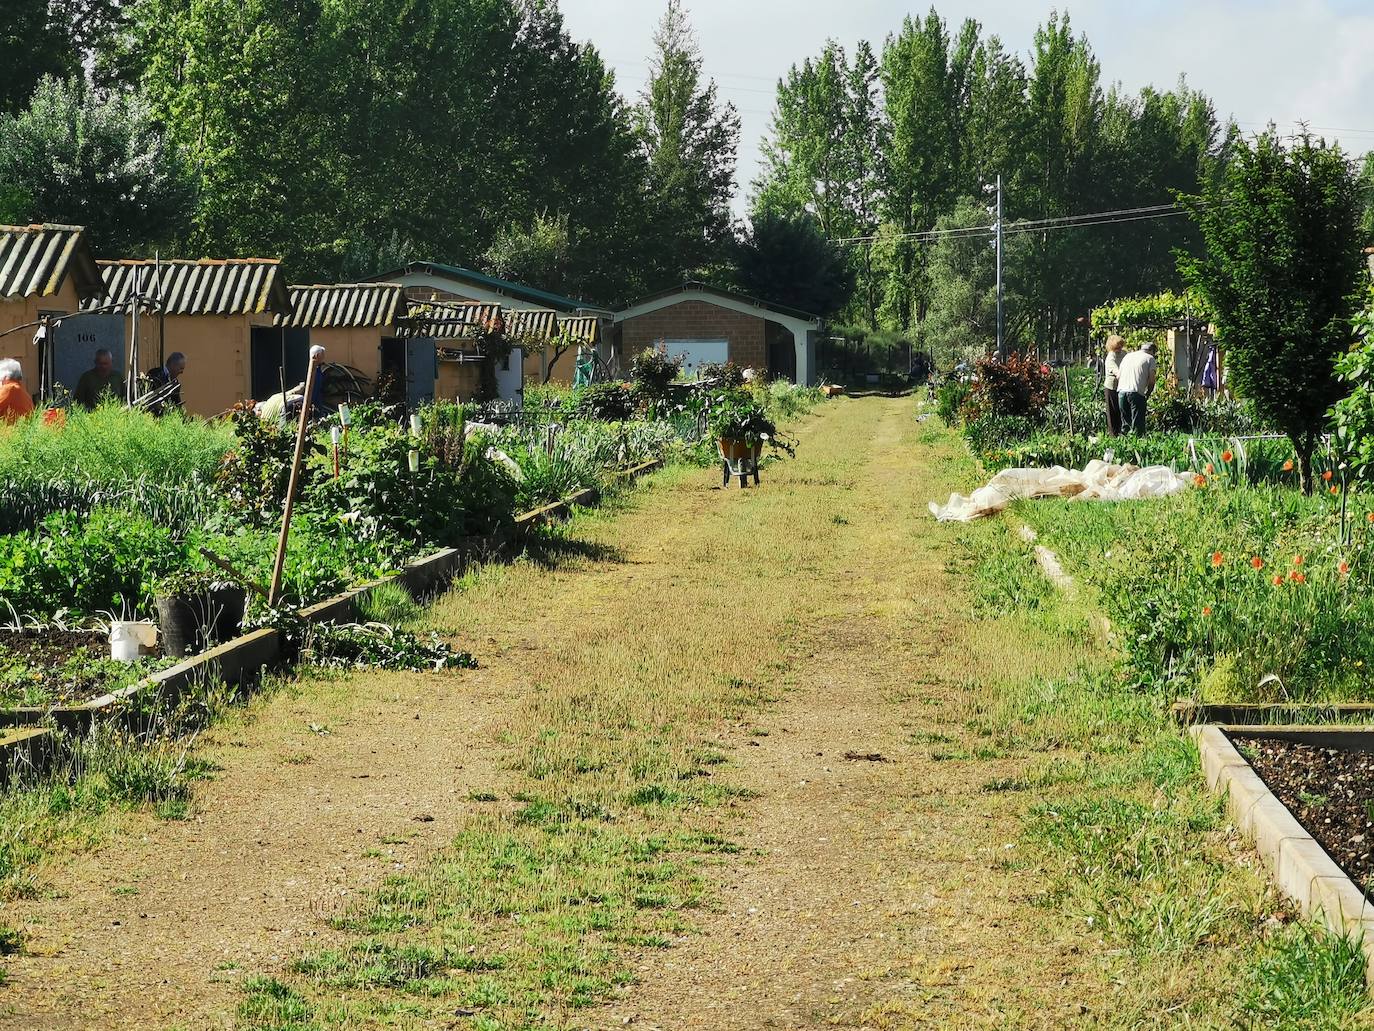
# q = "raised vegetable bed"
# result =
<box><xmin>0</xmin><ymin>628</ymin><xmax>169</xmax><ymax>710</ymax></box>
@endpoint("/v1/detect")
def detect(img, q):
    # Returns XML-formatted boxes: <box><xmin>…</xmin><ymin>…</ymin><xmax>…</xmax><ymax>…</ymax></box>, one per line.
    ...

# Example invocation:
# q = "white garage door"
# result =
<box><xmin>664</xmin><ymin>339</ymin><xmax>728</xmax><ymax>378</ymax></box>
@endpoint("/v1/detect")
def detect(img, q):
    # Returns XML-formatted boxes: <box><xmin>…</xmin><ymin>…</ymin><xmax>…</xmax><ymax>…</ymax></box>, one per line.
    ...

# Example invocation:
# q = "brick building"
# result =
<box><xmin>613</xmin><ymin>283</ymin><xmax>821</xmax><ymax>385</ymax></box>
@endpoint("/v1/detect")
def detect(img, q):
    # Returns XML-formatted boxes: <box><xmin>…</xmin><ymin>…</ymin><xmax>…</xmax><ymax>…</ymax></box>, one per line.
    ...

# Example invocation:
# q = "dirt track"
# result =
<box><xmin>7</xmin><ymin>398</ymin><xmax>1118</xmax><ymax>1028</ymax></box>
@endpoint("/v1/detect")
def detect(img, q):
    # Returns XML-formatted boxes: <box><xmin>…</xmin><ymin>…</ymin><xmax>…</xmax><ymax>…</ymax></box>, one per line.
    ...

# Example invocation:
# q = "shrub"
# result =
<box><xmin>964</xmin><ymin>352</ymin><xmax>1051</xmax><ymax>421</ymax></box>
<box><xmin>570</xmin><ymin>383</ymin><xmax>635</xmax><ymax>421</ymax></box>
<box><xmin>936</xmin><ymin>379</ymin><xmax>971</xmax><ymax>426</ymax></box>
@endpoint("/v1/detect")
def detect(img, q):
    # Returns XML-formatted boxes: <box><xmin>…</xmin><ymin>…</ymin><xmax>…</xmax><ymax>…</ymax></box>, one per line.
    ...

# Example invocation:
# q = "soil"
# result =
<box><xmin>1242</xmin><ymin>737</ymin><xmax>1374</xmax><ymax>894</ymax></box>
<box><xmin>0</xmin><ymin>629</ymin><xmax>153</xmax><ymax>709</ymax></box>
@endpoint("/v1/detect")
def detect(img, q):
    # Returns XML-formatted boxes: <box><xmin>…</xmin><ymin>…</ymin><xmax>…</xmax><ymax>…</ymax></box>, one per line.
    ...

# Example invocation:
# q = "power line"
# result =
<box><xmin>834</xmin><ymin>200</ymin><xmax>1204</xmax><ymax>247</ymax></box>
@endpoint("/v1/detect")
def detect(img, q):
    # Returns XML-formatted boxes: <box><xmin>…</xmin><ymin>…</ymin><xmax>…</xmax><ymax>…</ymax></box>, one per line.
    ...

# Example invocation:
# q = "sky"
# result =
<box><xmin>558</xmin><ymin>0</ymin><xmax>1374</xmax><ymax>217</ymax></box>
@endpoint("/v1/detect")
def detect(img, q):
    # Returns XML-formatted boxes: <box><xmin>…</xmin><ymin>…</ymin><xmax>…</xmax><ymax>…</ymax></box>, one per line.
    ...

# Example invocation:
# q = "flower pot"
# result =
<box><xmin>156</xmin><ymin>586</ymin><xmax>247</xmax><ymax>658</ymax></box>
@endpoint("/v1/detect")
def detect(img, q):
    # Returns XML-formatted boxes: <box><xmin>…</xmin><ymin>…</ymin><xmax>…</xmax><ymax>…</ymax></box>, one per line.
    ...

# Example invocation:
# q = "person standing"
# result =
<box><xmin>0</xmin><ymin>359</ymin><xmax>35</xmax><ymax>424</ymax></box>
<box><xmin>144</xmin><ymin>352</ymin><xmax>186</xmax><ymax>415</ymax></box>
<box><xmin>1115</xmin><ymin>341</ymin><xmax>1158</xmax><ymax>434</ymax></box>
<box><xmin>1103</xmin><ymin>335</ymin><xmax>1125</xmax><ymax>437</ymax></box>
<box><xmin>73</xmin><ymin>349</ymin><xmax>119</xmax><ymax>410</ymax></box>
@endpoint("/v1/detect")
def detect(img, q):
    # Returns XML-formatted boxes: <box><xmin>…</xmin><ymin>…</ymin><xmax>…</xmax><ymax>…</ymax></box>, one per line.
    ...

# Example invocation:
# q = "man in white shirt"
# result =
<box><xmin>1115</xmin><ymin>342</ymin><xmax>1158</xmax><ymax>434</ymax></box>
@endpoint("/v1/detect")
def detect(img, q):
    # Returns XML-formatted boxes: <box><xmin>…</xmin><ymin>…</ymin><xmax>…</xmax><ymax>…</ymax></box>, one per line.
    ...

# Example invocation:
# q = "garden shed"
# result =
<box><xmin>613</xmin><ymin>283</ymin><xmax>821</xmax><ymax>385</ymax></box>
<box><xmin>0</xmin><ymin>223</ymin><xmax>107</xmax><ymax>394</ymax></box>
<box><xmin>97</xmin><ymin>257</ymin><xmax>293</xmax><ymax>417</ymax></box>
<box><xmin>368</xmin><ymin>261</ymin><xmax>614</xmax><ymax>391</ymax></box>
<box><xmin>272</xmin><ymin>282</ymin><xmax>406</xmax><ymax>403</ymax></box>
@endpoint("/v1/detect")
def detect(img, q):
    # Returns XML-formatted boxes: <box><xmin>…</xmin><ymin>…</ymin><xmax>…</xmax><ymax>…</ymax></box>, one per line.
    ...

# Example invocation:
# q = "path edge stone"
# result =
<box><xmin>1191</xmin><ymin>724</ymin><xmax>1374</xmax><ymax>986</ymax></box>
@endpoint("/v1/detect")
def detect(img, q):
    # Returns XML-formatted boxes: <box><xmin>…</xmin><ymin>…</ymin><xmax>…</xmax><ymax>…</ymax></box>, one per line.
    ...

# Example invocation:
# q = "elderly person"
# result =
<box><xmin>0</xmin><ymin>359</ymin><xmax>34</xmax><ymax>424</ymax></box>
<box><xmin>144</xmin><ymin>352</ymin><xmax>186</xmax><ymax>415</ymax></box>
<box><xmin>1116</xmin><ymin>341</ymin><xmax>1159</xmax><ymax>435</ymax></box>
<box><xmin>1103</xmin><ymin>335</ymin><xmax>1125</xmax><ymax>437</ymax></box>
<box><xmin>74</xmin><ymin>348</ymin><xmax>119</xmax><ymax>410</ymax></box>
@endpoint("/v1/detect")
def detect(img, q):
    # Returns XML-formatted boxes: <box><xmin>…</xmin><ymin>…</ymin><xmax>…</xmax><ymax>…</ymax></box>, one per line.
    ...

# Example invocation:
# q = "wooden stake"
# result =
<box><xmin>268</xmin><ymin>345</ymin><xmax>325</xmax><ymax>607</ymax></box>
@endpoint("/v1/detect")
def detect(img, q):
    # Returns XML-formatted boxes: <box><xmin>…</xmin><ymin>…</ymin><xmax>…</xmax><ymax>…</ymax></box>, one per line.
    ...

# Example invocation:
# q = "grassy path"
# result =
<box><xmin>5</xmin><ymin>396</ymin><xmax>1364</xmax><ymax>1029</ymax></box>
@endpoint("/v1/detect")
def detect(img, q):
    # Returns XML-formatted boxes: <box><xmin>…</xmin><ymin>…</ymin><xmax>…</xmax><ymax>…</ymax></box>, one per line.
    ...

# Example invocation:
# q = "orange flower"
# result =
<box><xmin>1289</xmin><ymin>570</ymin><xmax>1306</xmax><ymax>584</ymax></box>
<box><xmin>1339</xmin><ymin>560</ymin><xmax>1351</xmax><ymax>576</ymax></box>
<box><xmin>1194</xmin><ymin>474</ymin><xmax>1207</xmax><ymax>488</ymax></box>
<box><xmin>1202</xmin><ymin>605</ymin><xmax>1212</xmax><ymax>617</ymax></box>
<box><xmin>1205</xmin><ymin>463</ymin><xmax>1215</xmax><ymax>475</ymax></box>
<box><xmin>1293</xmin><ymin>554</ymin><xmax>1305</xmax><ymax>566</ymax></box>
<box><xmin>1222</xmin><ymin>450</ymin><xmax>1234</xmax><ymax>463</ymax></box>
<box><xmin>1331</xmin><ymin>485</ymin><xmax>1341</xmax><ymax>496</ymax></box>
<box><xmin>41</xmin><ymin>408</ymin><xmax>65</xmax><ymax>428</ymax></box>
<box><xmin>1271</xmin><ymin>574</ymin><xmax>1284</xmax><ymax>586</ymax></box>
<box><xmin>1250</xmin><ymin>556</ymin><xmax>1264</xmax><ymax>570</ymax></box>
<box><xmin>1323</xmin><ymin>470</ymin><xmax>1334</xmax><ymax>482</ymax></box>
<box><xmin>1368</xmin><ymin>512</ymin><xmax>1374</xmax><ymax>523</ymax></box>
<box><xmin>1283</xmin><ymin>459</ymin><xmax>1294</xmax><ymax>472</ymax></box>
<box><xmin>1211</xmin><ymin>551</ymin><xmax>1224</xmax><ymax>568</ymax></box>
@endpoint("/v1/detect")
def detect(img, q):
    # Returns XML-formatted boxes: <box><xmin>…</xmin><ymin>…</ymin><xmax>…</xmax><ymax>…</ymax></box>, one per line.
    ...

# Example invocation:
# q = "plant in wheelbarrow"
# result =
<box><xmin>709</xmin><ymin>389</ymin><xmax>795</xmax><ymax>487</ymax></box>
<box><xmin>152</xmin><ymin>567</ymin><xmax>248</xmax><ymax>658</ymax></box>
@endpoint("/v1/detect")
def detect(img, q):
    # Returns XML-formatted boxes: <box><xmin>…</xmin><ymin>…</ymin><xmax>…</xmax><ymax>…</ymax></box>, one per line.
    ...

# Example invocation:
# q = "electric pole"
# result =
<box><xmin>995</xmin><ymin>174</ymin><xmax>1005</xmax><ymax>359</ymax></box>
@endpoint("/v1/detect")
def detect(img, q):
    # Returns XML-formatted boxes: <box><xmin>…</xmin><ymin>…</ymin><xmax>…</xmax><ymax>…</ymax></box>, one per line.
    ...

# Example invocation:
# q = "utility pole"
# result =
<box><xmin>995</xmin><ymin>174</ymin><xmax>1005</xmax><ymax>359</ymax></box>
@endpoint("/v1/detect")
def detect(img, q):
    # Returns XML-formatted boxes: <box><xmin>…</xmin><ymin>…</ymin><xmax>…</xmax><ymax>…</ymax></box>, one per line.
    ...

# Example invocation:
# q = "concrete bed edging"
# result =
<box><xmin>1173</xmin><ymin>701</ymin><xmax>1374</xmax><ymax>727</ymax></box>
<box><xmin>0</xmin><ymin>459</ymin><xmax>667</xmax><ymax>775</ymax></box>
<box><xmin>1192</xmin><ymin>724</ymin><xmax>1374</xmax><ymax>984</ymax></box>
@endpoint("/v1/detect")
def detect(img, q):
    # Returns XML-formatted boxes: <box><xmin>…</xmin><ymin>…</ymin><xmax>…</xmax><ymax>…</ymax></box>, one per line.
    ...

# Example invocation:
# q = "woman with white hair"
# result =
<box><xmin>0</xmin><ymin>358</ymin><xmax>34</xmax><ymax>424</ymax></box>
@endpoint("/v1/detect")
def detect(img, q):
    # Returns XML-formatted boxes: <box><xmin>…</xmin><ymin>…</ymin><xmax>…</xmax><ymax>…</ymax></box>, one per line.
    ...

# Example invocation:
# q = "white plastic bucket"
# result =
<box><xmin>110</xmin><ymin>620</ymin><xmax>158</xmax><ymax>663</ymax></box>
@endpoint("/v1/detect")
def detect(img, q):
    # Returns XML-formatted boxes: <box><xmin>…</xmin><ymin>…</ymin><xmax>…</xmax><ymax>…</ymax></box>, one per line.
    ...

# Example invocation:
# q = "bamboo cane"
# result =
<box><xmin>268</xmin><ymin>345</ymin><xmax>325</xmax><ymax>607</ymax></box>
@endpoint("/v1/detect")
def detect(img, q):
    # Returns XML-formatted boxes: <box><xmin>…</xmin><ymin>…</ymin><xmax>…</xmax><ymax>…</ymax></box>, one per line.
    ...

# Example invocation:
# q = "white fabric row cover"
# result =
<box><xmin>928</xmin><ymin>459</ymin><xmax>1193</xmax><ymax>522</ymax></box>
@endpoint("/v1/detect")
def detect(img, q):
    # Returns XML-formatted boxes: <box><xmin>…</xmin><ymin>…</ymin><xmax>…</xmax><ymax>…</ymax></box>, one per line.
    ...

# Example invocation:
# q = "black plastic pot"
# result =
<box><xmin>155</xmin><ymin>586</ymin><xmax>248</xmax><ymax>658</ymax></box>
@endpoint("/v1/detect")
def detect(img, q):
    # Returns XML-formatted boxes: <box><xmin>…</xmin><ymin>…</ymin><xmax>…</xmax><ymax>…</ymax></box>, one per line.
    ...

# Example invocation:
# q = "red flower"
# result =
<box><xmin>1331</xmin><ymin>485</ymin><xmax>1341</xmax><ymax>496</ymax></box>
<box><xmin>1323</xmin><ymin>470</ymin><xmax>1334</xmax><ymax>482</ymax></box>
<box><xmin>1289</xmin><ymin>570</ymin><xmax>1306</xmax><ymax>584</ymax></box>
<box><xmin>1211</xmin><ymin>551</ymin><xmax>1224</xmax><ymax>568</ymax></box>
<box><xmin>1283</xmin><ymin>459</ymin><xmax>1294</xmax><ymax>472</ymax></box>
<box><xmin>1201</xmin><ymin>605</ymin><xmax>1212</xmax><ymax>617</ymax></box>
<box><xmin>1339</xmin><ymin>560</ymin><xmax>1351</xmax><ymax>576</ymax></box>
<box><xmin>1250</xmin><ymin>556</ymin><xmax>1264</xmax><ymax>570</ymax></box>
<box><xmin>1205</xmin><ymin>463</ymin><xmax>1215</xmax><ymax>475</ymax></box>
<box><xmin>1193</xmin><ymin>474</ymin><xmax>1207</xmax><ymax>488</ymax></box>
<box><xmin>1221</xmin><ymin>450</ymin><xmax>1234</xmax><ymax>463</ymax></box>
<box><xmin>1293</xmin><ymin>554</ymin><xmax>1305</xmax><ymax>566</ymax></box>
<box><xmin>1271</xmin><ymin>574</ymin><xmax>1284</xmax><ymax>586</ymax></box>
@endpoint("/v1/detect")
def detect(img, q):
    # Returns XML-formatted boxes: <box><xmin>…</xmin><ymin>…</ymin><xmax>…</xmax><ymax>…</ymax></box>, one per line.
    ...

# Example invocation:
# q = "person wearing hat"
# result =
<box><xmin>1115</xmin><ymin>341</ymin><xmax>1158</xmax><ymax>435</ymax></box>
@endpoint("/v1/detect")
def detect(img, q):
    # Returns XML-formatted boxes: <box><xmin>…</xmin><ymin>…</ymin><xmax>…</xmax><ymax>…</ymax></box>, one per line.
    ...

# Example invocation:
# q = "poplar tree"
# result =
<box><xmin>635</xmin><ymin>0</ymin><xmax>740</xmax><ymax>286</ymax></box>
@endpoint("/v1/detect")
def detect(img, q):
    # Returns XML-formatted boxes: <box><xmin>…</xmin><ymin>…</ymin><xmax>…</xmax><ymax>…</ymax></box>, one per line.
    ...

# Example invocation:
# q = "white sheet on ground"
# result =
<box><xmin>928</xmin><ymin>459</ymin><xmax>1193</xmax><ymax>522</ymax></box>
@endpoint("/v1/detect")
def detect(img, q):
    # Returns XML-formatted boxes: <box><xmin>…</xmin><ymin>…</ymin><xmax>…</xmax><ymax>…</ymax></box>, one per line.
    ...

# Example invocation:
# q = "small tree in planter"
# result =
<box><xmin>1180</xmin><ymin>131</ymin><xmax>1364</xmax><ymax>495</ymax></box>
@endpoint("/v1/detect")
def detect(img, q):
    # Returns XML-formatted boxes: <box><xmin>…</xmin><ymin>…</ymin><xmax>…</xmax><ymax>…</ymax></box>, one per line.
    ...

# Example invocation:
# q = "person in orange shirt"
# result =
<box><xmin>0</xmin><ymin>359</ymin><xmax>35</xmax><ymax>424</ymax></box>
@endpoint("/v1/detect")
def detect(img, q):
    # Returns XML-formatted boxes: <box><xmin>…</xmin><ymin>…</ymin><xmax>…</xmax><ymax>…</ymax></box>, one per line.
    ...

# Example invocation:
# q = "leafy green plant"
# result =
<box><xmin>708</xmin><ymin>390</ymin><xmax>794</xmax><ymax>456</ymax></box>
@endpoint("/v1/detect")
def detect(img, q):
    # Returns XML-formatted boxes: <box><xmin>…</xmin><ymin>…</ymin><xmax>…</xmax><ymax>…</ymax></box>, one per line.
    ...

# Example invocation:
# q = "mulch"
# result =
<box><xmin>1242</xmin><ymin>737</ymin><xmax>1374</xmax><ymax>895</ymax></box>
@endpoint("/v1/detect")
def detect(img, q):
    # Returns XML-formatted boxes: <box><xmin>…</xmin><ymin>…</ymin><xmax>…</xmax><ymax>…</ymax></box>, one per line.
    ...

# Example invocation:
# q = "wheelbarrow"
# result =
<box><xmin>719</xmin><ymin>437</ymin><xmax>762</xmax><ymax>488</ymax></box>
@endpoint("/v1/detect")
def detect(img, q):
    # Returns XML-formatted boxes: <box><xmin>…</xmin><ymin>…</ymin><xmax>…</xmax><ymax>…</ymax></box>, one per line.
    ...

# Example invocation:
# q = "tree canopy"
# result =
<box><xmin>753</xmin><ymin>9</ymin><xmax>1226</xmax><ymax>347</ymax></box>
<box><xmin>1180</xmin><ymin>131</ymin><xmax>1363</xmax><ymax>494</ymax></box>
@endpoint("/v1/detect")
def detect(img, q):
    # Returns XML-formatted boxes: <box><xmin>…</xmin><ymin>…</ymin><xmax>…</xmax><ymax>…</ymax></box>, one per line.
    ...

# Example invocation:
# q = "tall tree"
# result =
<box><xmin>635</xmin><ymin>0</ymin><xmax>740</xmax><ymax>286</ymax></box>
<box><xmin>879</xmin><ymin>9</ymin><xmax>959</xmax><ymax>329</ymax></box>
<box><xmin>733</xmin><ymin>210</ymin><xmax>853</xmax><ymax>318</ymax></box>
<box><xmin>0</xmin><ymin>0</ymin><xmax>78</xmax><ymax>113</ymax></box>
<box><xmin>0</xmin><ymin>75</ymin><xmax>192</xmax><ymax>255</ymax></box>
<box><xmin>1180</xmin><ymin>132</ymin><xmax>1363</xmax><ymax>494</ymax></box>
